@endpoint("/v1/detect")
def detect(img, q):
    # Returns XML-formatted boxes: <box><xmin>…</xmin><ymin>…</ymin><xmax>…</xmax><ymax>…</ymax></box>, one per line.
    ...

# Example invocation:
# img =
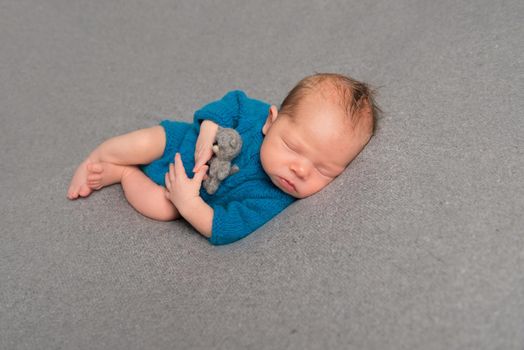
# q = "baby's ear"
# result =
<box><xmin>262</xmin><ymin>105</ymin><xmax>279</xmax><ymax>135</ymax></box>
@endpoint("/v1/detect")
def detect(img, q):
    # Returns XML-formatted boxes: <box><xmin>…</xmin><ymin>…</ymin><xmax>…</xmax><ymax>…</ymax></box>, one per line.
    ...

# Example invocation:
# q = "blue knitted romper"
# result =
<box><xmin>140</xmin><ymin>90</ymin><xmax>296</xmax><ymax>245</ymax></box>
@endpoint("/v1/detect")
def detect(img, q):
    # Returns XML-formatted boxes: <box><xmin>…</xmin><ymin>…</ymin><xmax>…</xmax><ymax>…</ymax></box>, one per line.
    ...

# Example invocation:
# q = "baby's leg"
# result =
<box><xmin>121</xmin><ymin>165</ymin><xmax>180</xmax><ymax>221</ymax></box>
<box><xmin>87</xmin><ymin>162</ymin><xmax>179</xmax><ymax>221</ymax></box>
<box><xmin>68</xmin><ymin>126</ymin><xmax>166</xmax><ymax>199</ymax></box>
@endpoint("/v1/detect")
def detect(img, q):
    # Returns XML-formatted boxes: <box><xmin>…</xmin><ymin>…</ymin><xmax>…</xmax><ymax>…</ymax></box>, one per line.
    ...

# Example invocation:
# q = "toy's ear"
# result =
<box><xmin>262</xmin><ymin>105</ymin><xmax>279</xmax><ymax>136</ymax></box>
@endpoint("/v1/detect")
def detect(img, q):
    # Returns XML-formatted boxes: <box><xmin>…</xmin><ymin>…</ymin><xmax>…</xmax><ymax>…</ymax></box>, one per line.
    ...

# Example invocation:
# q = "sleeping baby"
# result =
<box><xmin>67</xmin><ymin>73</ymin><xmax>380</xmax><ymax>245</ymax></box>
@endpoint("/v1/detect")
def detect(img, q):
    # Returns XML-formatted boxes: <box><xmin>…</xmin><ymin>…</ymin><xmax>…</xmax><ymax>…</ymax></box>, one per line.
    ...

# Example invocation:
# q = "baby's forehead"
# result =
<box><xmin>291</xmin><ymin>94</ymin><xmax>351</xmax><ymax>128</ymax></box>
<box><xmin>300</xmin><ymin>82</ymin><xmax>349</xmax><ymax>111</ymax></box>
<box><xmin>288</xmin><ymin>111</ymin><xmax>354</xmax><ymax>143</ymax></box>
<box><xmin>287</xmin><ymin>94</ymin><xmax>368</xmax><ymax>147</ymax></box>
<box><xmin>284</xmin><ymin>116</ymin><xmax>358</xmax><ymax>171</ymax></box>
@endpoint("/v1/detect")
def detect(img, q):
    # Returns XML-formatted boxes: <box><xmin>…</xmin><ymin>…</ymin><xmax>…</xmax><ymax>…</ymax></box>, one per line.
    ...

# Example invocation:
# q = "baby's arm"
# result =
<box><xmin>193</xmin><ymin>120</ymin><xmax>218</xmax><ymax>173</ymax></box>
<box><xmin>165</xmin><ymin>153</ymin><xmax>213</xmax><ymax>238</ymax></box>
<box><xmin>178</xmin><ymin>196</ymin><xmax>213</xmax><ymax>238</ymax></box>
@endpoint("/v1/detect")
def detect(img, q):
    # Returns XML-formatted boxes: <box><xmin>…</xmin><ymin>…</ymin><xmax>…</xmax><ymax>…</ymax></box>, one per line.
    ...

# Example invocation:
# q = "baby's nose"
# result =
<box><xmin>291</xmin><ymin>163</ymin><xmax>308</xmax><ymax>178</ymax></box>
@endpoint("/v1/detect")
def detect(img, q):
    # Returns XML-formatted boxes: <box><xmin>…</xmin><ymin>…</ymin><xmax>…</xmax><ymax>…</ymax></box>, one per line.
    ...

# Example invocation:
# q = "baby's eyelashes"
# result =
<box><xmin>283</xmin><ymin>140</ymin><xmax>295</xmax><ymax>152</ymax></box>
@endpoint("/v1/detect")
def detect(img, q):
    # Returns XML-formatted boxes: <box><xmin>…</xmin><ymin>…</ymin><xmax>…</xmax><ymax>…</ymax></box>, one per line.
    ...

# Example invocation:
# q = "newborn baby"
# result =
<box><xmin>67</xmin><ymin>73</ymin><xmax>380</xmax><ymax>245</ymax></box>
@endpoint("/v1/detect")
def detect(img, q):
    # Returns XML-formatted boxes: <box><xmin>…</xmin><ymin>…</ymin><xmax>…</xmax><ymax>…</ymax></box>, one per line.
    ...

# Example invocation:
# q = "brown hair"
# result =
<box><xmin>279</xmin><ymin>73</ymin><xmax>381</xmax><ymax>135</ymax></box>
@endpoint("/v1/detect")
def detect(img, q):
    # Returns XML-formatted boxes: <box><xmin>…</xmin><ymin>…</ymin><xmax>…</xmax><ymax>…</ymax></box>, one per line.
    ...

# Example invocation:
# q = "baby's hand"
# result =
<box><xmin>193</xmin><ymin>120</ymin><xmax>218</xmax><ymax>175</ymax></box>
<box><xmin>165</xmin><ymin>153</ymin><xmax>208</xmax><ymax>210</ymax></box>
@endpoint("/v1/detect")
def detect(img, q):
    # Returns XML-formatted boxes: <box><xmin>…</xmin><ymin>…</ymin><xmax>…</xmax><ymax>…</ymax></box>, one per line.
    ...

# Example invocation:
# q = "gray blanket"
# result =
<box><xmin>1</xmin><ymin>0</ymin><xmax>522</xmax><ymax>349</ymax></box>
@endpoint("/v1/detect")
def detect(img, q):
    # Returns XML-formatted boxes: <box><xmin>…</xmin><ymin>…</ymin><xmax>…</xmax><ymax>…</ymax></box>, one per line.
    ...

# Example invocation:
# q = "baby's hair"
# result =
<box><xmin>279</xmin><ymin>73</ymin><xmax>381</xmax><ymax>135</ymax></box>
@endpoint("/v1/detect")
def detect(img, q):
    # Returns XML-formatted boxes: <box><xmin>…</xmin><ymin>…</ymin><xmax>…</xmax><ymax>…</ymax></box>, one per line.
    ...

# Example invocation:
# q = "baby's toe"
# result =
<box><xmin>87</xmin><ymin>173</ymin><xmax>102</xmax><ymax>181</ymax></box>
<box><xmin>78</xmin><ymin>184</ymin><xmax>92</xmax><ymax>197</ymax></box>
<box><xmin>87</xmin><ymin>181</ymin><xmax>101</xmax><ymax>189</ymax></box>
<box><xmin>67</xmin><ymin>189</ymin><xmax>78</xmax><ymax>199</ymax></box>
<box><xmin>87</xmin><ymin>163</ymin><xmax>104</xmax><ymax>173</ymax></box>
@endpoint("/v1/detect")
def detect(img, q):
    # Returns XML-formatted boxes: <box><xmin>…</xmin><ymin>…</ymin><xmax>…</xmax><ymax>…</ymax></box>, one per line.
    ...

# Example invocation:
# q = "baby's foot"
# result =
<box><xmin>86</xmin><ymin>162</ymin><xmax>126</xmax><ymax>191</ymax></box>
<box><xmin>67</xmin><ymin>159</ymin><xmax>94</xmax><ymax>200</ymax></box>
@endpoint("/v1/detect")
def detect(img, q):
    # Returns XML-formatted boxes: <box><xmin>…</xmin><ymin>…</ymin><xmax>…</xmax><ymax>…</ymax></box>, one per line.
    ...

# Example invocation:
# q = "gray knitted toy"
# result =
<box><xmin>203</xmin><ymin>127</ymin><xmax>243</xmax><ymax>195</ymax></box>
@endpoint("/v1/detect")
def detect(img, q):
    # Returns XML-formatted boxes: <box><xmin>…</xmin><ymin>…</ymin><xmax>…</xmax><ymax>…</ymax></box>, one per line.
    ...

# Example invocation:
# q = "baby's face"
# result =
<box><xmin>260</xmin><ymin>92</ymin><xmax>368</xmax><ymax>198</ymax></box>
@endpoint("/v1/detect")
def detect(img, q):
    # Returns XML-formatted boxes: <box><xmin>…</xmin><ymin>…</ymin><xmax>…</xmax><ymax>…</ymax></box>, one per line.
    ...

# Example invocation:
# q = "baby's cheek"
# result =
<box><xmin>259</xmin><ymin>144</ymin><xmax>272</xmax><ymax>172</ymax></box>
<box><xmin>314</xmin><ymin>177</ymin><xmax>332</xmax><ymax>192</ymax></box>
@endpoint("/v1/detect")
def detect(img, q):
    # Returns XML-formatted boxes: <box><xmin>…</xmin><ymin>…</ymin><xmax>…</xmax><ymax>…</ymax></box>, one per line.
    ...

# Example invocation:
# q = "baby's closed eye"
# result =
<box><xmin>316</xmin><ymin>167</ymin><xmax>334</xmax><ymax>178</ymax></box>
<box><xmin>282</xmin><ymin>139</ymin><xmax>292</xmax><ymax>150</ymax></box>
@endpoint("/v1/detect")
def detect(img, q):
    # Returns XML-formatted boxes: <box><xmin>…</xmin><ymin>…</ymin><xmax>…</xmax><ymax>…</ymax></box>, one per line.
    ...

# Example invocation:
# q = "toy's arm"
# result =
<box><xmin>230</xmin><ymin>165</ymin><xmax>240</xmax><ymax>175</ymax></box>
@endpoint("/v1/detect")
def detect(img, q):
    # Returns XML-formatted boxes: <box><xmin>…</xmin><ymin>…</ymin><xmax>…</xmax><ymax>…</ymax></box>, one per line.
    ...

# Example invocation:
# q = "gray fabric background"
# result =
<box><xmin>1</xmin><ymin>0</ymin><xmax>523</xmax><ymax>349</ymax></box>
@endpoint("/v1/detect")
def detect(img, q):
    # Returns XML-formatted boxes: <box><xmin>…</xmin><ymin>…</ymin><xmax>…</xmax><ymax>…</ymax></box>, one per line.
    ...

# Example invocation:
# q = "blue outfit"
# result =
<box><xmin>140</xmin><ymin>90</ymin><xmax>296</xmax><ymax>245</ymax></box>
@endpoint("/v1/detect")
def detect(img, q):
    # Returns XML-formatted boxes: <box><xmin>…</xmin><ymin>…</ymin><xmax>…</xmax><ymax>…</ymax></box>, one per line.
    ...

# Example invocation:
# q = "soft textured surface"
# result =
<box><xmin>1</xmin><ymin>0</ymin><xmax>522</xmax><ymax>349</ymax></box>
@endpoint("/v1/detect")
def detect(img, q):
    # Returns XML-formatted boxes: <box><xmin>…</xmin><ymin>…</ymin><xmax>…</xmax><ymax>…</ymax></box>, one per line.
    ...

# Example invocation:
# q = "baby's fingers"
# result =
<box><xmin>164</xmin><ymin>172</ymin><xmax>171</xmax><ymax>191</ymax></box>
<box><xmin>174</xmin><ymin>153</ymin><xmax>187</xmax><ymax>179</ymax></box>
<box><xmin>169</xmin><ymin>162</ymin><xmax>177</xmax><ymax>182</ymax></box>
<box><xmin>193</xmin><ymin>148</ymin><xmax>213</xmax><ymax>173</ymax></box>
<box><xmin>193</xmin><ymin>159</ymin><xmax>204</xmax><ymax>173</ymax></box>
